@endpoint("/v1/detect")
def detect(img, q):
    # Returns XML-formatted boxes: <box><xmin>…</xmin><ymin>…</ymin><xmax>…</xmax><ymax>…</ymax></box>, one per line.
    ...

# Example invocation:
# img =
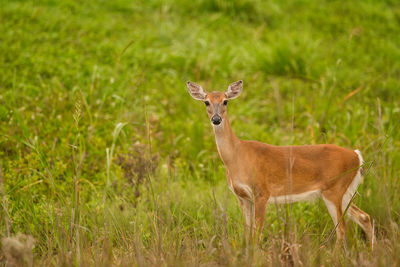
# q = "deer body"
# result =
<box><xmin>187</xmin><ymin>80</ymin><xmax>374</xmax><ymax>247</ymax></box>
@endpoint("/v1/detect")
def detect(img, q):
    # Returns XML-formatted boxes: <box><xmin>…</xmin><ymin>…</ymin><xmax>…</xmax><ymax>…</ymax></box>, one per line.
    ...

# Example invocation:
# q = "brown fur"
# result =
<box><xmin>187</xmin><ymin>81</ymin><xmax>374</xmax><ymax>247</ymax></box>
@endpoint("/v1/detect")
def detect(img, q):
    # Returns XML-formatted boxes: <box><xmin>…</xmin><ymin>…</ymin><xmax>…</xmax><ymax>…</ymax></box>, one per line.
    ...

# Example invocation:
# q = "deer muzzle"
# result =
<box><xmin>211</xmin><ymin>115</ymin><xmax>222</xmax><ymax>125</ymax></box>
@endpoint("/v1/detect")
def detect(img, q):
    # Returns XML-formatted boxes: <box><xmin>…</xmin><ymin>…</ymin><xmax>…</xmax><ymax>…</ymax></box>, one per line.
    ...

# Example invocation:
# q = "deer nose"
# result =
<box><xmin>211</xmin><ymin>115</ymin><xmax>222</xmax><ymax>125</ymax></box>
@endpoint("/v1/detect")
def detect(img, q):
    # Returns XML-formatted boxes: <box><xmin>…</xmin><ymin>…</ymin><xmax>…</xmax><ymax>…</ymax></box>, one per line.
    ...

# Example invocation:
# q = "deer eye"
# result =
<box><xmin>204</xmin><ymin>101</ymin><xmax>210</xmax><ymax>106</ymax></box>
<box><xmin>223</xmin><ymin>100</ymin><xmax>228</xmax><ymax>105</ymax></box>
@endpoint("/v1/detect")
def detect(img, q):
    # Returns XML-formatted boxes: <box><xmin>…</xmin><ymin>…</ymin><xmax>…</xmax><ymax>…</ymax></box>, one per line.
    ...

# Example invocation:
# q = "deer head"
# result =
<box><xmin>187</xmin><ymin>80</ymin><xmax>243</xmax><ymax>126</ymax></box>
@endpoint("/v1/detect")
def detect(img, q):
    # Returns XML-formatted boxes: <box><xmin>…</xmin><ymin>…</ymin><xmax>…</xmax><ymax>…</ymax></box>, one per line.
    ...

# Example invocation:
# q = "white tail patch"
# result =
<box><xmin>342</xmin><ymin>149</ymin><xmax>364</xmax><ymax>212</ymax></box>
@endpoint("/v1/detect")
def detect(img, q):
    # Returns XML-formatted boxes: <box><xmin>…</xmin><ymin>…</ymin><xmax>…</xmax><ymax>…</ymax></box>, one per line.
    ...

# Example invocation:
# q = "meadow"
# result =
<box><xmin>0</xmin><ymin>0</ymin><xmax>400</xmax><ymax>265</ymax></box>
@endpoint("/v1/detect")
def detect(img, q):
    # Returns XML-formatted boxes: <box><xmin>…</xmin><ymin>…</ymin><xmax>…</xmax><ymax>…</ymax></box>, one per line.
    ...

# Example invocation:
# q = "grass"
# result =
<box><xmin>0</xmin><ymin>0</ymin><xmax>399</xmax><ymax>265</ymax></box>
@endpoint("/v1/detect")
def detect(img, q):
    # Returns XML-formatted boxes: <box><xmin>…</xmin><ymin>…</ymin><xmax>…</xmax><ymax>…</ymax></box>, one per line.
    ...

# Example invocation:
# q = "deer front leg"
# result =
<box><xmin>254</xmin><ymin>196</ymin><xmax>268</xmax><ymax>243</ymax></box>
<box><xmin>239</xmin><ymin>196</ymin><xmax>268</xmax><ymax>245</ymax></box>
<box><xmin>239</xmin><ymin>198</ymin><xmax>255</xmax><ymax>245</ymax></box>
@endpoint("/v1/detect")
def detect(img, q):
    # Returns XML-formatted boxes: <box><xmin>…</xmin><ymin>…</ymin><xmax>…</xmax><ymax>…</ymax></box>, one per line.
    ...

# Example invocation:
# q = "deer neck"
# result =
<box><xmin>213</xmin><ymin>116</ymin><xmax>239</xmax><ymax>165</ymax></box>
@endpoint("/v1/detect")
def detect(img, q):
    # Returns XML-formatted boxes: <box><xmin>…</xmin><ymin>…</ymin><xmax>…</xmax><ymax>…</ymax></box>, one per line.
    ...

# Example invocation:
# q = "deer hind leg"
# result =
<box><xmin>347</xmin><ymin>203</ymin><xmax>375</xmax><ymax>248</ymax></box>
<box><xmin>322</xmin><ymin>195</ymin><xmax>346</xmax><ymax>245</ymax></box>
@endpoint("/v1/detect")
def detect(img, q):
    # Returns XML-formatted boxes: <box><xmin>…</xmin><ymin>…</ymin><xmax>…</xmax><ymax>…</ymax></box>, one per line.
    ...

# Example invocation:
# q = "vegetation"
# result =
<box><xmin>1</xmin><ymin>0</ymin><xmax>399</xmax><ymax>265</ymax></box>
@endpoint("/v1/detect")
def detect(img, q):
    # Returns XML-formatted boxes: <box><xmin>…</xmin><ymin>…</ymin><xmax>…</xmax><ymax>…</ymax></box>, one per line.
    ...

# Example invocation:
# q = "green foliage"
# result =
<box><xmin>0</xmin><ymin>0</ymin><xmax>399</xmax><ymax>265</ymax></box>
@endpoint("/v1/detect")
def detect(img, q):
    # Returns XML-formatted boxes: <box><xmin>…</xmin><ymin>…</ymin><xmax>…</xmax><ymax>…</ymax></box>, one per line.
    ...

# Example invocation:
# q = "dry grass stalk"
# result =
<box><xmin>1</xmin><ymin>233</ymin><xmax>35</xmax><ymax>267</ymax></box>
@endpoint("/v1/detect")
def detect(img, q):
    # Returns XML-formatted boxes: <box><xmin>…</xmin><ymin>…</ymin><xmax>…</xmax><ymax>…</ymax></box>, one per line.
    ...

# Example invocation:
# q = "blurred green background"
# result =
<box><xmin>0</xmin><ymin>0</ymin><xmax>399</xmax><ymax>265</ymax></box>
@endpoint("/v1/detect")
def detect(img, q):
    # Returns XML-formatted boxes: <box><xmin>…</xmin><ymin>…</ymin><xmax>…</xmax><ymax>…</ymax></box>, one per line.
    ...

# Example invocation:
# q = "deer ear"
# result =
<box><xmin>187</xmin><ymin>81</ymin><xmax>207</xmax><ymax>100</ymax></box>
<box><xmin>225</xmin><ymin>80</ymin><xmax>243</xmax><ymax>99</ymax></box>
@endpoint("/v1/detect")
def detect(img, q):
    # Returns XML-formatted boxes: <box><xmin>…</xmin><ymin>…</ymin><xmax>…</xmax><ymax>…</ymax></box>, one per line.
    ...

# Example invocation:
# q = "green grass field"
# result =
<box><xmin>1</xmin><ymin>0</ymin><xmax>399</xmax><ymax>265</ymax></box>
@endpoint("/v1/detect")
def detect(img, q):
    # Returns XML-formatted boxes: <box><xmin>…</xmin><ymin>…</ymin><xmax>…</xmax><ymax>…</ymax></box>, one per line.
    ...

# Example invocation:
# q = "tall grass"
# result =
<box><xmin>1</xmin><ymin>0</ymin><xmax>399</xmax><ymax>265</ymax></box>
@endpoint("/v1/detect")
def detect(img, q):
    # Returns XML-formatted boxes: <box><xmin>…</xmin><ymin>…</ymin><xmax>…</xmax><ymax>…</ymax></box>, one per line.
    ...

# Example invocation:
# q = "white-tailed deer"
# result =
<box><xmin>187</xmin><ymin>80</ymin><xmax>374</xmax><ymax>248</ymax></box>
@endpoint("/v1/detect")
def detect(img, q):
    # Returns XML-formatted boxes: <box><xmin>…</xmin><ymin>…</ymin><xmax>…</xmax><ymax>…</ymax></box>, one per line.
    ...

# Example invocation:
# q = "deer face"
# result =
<box><xmin>187</xmin><ymin>80</ymin><xmax>243</xmax><ymax>126</ymax></box>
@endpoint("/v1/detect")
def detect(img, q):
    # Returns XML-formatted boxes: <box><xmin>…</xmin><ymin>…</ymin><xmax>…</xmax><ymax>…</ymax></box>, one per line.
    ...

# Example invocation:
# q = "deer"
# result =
<box><xmin>187</xmin><ymin>80</ymin><xmax>374</xmax><ymax>248</ymax></box>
